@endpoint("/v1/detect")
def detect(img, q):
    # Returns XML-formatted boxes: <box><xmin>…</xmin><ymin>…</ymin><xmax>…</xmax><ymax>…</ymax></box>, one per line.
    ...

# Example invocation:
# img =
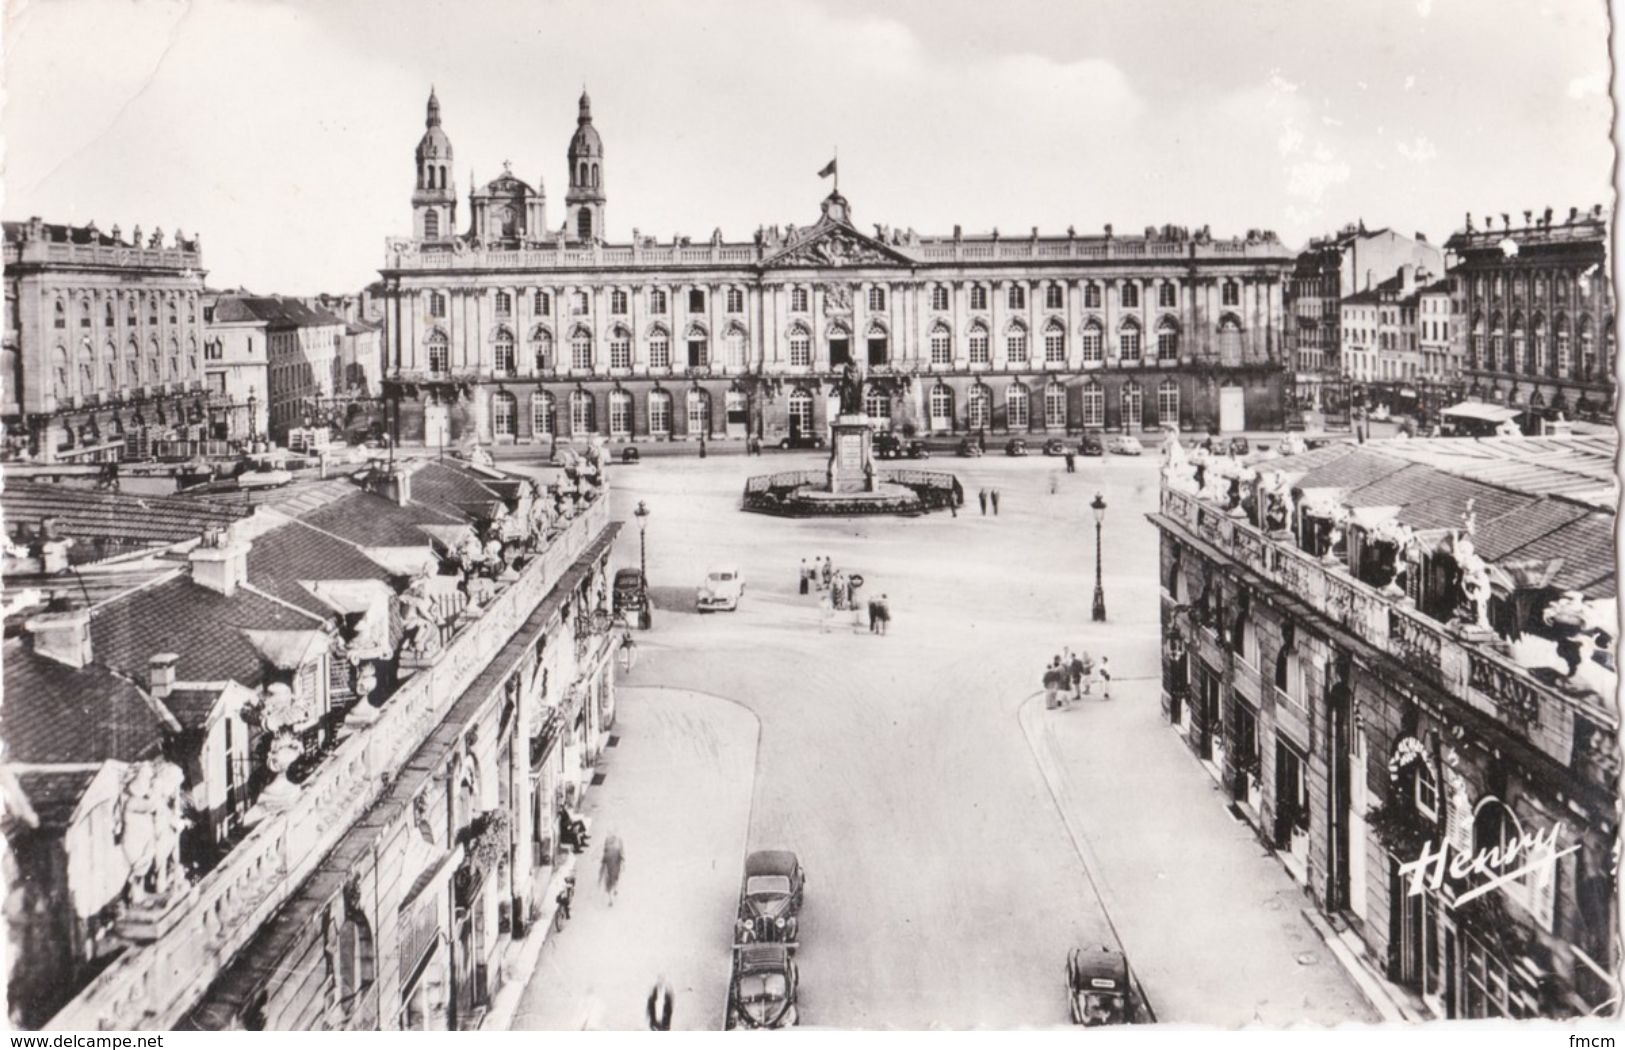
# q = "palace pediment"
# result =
<box><xmin>762</xmin><ymin>222</ymin><xmax>915</xmax><ymax>270</ymax></box>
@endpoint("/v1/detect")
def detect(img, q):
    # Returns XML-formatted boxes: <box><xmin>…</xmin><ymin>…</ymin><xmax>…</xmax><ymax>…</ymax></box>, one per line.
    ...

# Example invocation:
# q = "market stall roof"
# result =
<box><xmin>1442</xmin><ymin>401</ymin><xmax>1523</xmax><ymax>423</ymax></box>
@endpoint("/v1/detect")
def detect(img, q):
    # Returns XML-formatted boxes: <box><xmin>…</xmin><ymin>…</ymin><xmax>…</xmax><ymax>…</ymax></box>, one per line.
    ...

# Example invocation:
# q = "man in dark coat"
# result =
<box><xmin>978</xmin><ymin>488</ymin><xmax>989</xmax><ymax>515</ymax></box>
<box><xmin>647</xmin><ymin>976</ymin><xmax>674</xmax><ymax>1030</ymax></box>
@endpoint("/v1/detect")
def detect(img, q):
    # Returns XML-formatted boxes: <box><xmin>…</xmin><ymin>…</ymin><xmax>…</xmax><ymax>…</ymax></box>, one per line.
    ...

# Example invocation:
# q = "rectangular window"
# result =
<box><xmin>867</xmin><ymin>337</ymin><xmax>888</xmax><ymax>367</ymax></box>
<box><xmin>1044</xmin><ymin>330</ymin><xmax>1065</xmax><ymax>363</ymax></box>
<box><xmin>790</xmin><ymin>287</ymin><xmax>809</xmax><ymax>313</ymax></box>
<box><xmin>496</xmin><ymin>291</ymin><xmax>513</xmax><ymax>317</ymax></box>
<box><xmin>1007</xmin><ymin>285</ymin><xmax>1025</xmax><ymax>310</ymax></box>
<box><xmin>1120</xmin><ymin>330</ymin><xmax>1142</xmax><ymax>363</ymax></box>
<box><xmin>650</xmin><ymin>289</ymin><xmax>668</xmax><ymax>314</ymax></box>
<box><xmin>1081</xmin><ymin>387</ymin><xmax>1104</xmax><ymax>428</ymax></box>
<box><xmin>1223</xmin><ymin>281</ymin><xmax>1240</xmax><ymax>306</ymax></box>
<box><xmin>931</xmin><ymin>285</ymin><xmax>949</xmax><ymax>311</ymax></box>
<box><xmin>572</xmin><ymin>290</ymin><xmax>590</xmax><ymax>315</ymax></box>
<box><xmin>1120</xmin><ymin>282</ymin><xmax>1139</xmax><ymax>309</ymax></box>
<box><xmin>968</xmin><ymin>330</ymin><xmax>989</xmax><ymax>365</ymax></box>
<box><xmin>789</xmin><ymin>333</ymin><xmax>811</xmax><ymax>367</ymax></box>
<box><xmin>1044</xmin><ymin>385</ymin><xmax>1066</xmax><ymax>427</ymax></box>
<box><xmin>649</xmin><ymin>395</ymin><xmax>671</xmax><ymax>435</ymax></box>
<box><xmin>609</xmin><ymin>395</ymin><xmax>631</xmax><ymax>436</ymax></box>
<box><xmin>610</xmin><ymin>290</ymin><xmax>628</xmax><ymax>315</ymax></box>
<box><xmin>969</xmin><ymin>285</ymin><xmax>988</xmax><ymax>311</ymax></box>
<box><xmin>534</xmin><ymin>290</ymin><xmax>550</xmax><ymax>314</ymax></box>
<box><xmin>1159</xmin><ymin>282</ymin><xmax>1177</xmax><ymax>308</ymax></box>
<box><xmin>648</xmin><ymin>334</ymin><xmax>670</xmax><ymax>369</ymax></box>
<box><xmin>727</xmin><ymin>288</ymin><xmax>744</xmax><ymax>313</ymax></box>
<box><xmin>1084</xmin><ymin>283</ymin><xmax>1102</xmax><ymax>309</ymax></box>
<box><xmin>867</xmin><ymin>287</ymin><xmax>886</xmax><ymax>312</ymax></box>
<box><xmin>1044</xmin><ymin>283</ymin><xmax>1063</xmax><ymax>310</ymax></box>
<box><xmin>687</xmin><ymin>338</ymin><xmax>707</xmax><ymax>367</ymax></box>
<box><xmin>930</xmin><ymin>331</ymin><xmax>951</xmax><ymax>365</ymax></box>
<box><xmin>1081</xmin><ymin>329</ymin><xmax>1103</xmax><ymax>363</ymax></box>
<box><xmin>1006</xmin><ymin>331</ymin><xmax>1028</xmax><ymax>364</ymax></box>
<box><xmin>1006</xmin><ymin>387</ymin><xmax>1029</xmax><ymax>428</ymax></box>
<box><xmin>688</xmin><ymin>289</ymin><xmax>706</xmax><ymax>313</ymax></box>
<box><xmin>610</xmin><ymin>335</ymin><xmax>631</xmax><ymax>369</ymax></box>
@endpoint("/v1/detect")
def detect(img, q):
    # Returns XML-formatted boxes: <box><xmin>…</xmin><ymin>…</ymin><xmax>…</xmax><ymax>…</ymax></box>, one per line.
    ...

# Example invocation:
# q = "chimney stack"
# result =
<box><xmin>149</xmin><ymin>653</ymin><xmax>179</xmax><ymax>699</ymax></box>
<box><xmin>1401</xmin><ymin>264</ymin><xmax>1417</xmax><ymax>296</ymax></box>
<box><xmin>379</xmin><ymin>466</ymin><xmax>412</xmax><ymax>507</ymax></box>
<box><xmin>189</xmin><ymin>526</ymin><xmax>250</xmax><ymax>596</ymax></box>
<box><xmin>26</xmin><ymin>611</ymin><xmax>93</xmax><ymax>668</ymax></box>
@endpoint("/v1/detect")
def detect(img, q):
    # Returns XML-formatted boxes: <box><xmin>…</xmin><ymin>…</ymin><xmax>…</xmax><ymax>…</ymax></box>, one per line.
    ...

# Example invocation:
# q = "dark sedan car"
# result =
<box><xmin>1042</xmin><ymin>438</ymin><xmax>1071</xmax><ymax>457</ymax></box>
<box><xmin>727</xmin><ymin>944</ymin><xmax>799</xmax><ymax>1029</ymax></box>
<box><xmin>778</xmin><ymin>433</ymin><xmax>827</xmax><ymax>450</ymax></box>
<box><xmin>1004</xmin><ymin>438</ymin><xmax>1029</xmax><ymax>457</ymax></box>
<box><xmin>1079</xmin><ymin>431</ymin><xmax>1105</xmax><ymax>456</ymax></box>
<box><xmin>737</xmin><ymin>849</ymin><xmax>805</xmax><ymax>944</ymax></box>
<box><xmin>956</xmin><ymin>438</ymin><xmax>985</xmax><ymax>457</ymax></box>
<box><xmin>873</xmin><ymin>432</ymin><xmax>927</xmax><ymax>459</ymax></box>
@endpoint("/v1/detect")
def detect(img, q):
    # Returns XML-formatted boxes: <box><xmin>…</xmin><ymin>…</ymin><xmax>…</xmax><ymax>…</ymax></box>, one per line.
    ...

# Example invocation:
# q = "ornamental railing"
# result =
<box><xmin>48</xmin><ymin>497</ymin><xmax>611</xmax><ymax>1031</ymax></box>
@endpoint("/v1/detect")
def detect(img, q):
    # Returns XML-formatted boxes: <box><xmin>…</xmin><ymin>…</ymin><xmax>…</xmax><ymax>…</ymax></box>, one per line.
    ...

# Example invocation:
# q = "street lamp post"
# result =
<box><xmin>1091</xmin><ymin>492</ymin><xmax>1107</xmax><ymax>623</ymax></box>
<box><xmin>633</xmin><ymin>500</ymin><xmax>652</xmax><ymax>630</ymax></box>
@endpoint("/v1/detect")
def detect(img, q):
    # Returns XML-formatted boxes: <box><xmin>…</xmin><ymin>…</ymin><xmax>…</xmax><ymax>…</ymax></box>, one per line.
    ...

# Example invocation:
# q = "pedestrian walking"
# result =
<box><xmin>799</xmin><ymin>559</ymin><xmax>809</xmax><ymax>595</ymax></box>
<box><xmin>844</xmin><ymin>573</ymin><xmax>856</xmax><ymax>610</ymax></box>
<box><xmin>1068</xmin><ymin>651</ymin><xmax>1085</xmax><ymax>700</ymax></box>
<box><xmin>1099</xmin><ymin>655</ymin><xmax>1112</xmax><ymax>699</ymax></box>
<box><xmin>647</xmin><ymin>976</ymin><xmax>675</xmax><ymax>1031</ymax></box>
<box><xmin>818</xmin><ymin>587</ymin><xmax>834</xmax><ymax>633</ymax></box>
<box><xmin>991</xmin><ymin>488</ymin><xmax>1001</xmax><ymax>515</ymax></box>
<box><xmin>1065</xmin><ymin>450</ymin><xmax>1077</xmax><ymax>474</ymax></box>
<box><xmin>599</xmin><ymin>833</ymin><xmax>625</xmax><ymax>904</ymax></box>
<box><xmin>1079</xmin><ymin>649</ymin><xmax>1095</xmax><ymax>696</ymax></box>
<box><xmin>821</xmin><ymin>557</ymin><xmax>833</xmax><ymax>590</ymax></box>
<box><xmin>831</xmin><ymin>570</ymin><xmax>846</xmax><ymax>611</ymax></box>
<box><xmin>1043</xmin><ymin>657</ymin><xmax>1064</xmax><ymax>710</ymax></box>
<box><xmin>876</xmin><ymin>594</ymin><xmax>890</xmax><ymax>635</ymax></box>
<box><xmin>867</xmin><ymin>598</ymin><xmax>880</xmax><ymax>633</ymax></box>
<box><xmin>978</xmin><ymin>488</ymin><xmax>988</xmax><ymax>515</ymax></box>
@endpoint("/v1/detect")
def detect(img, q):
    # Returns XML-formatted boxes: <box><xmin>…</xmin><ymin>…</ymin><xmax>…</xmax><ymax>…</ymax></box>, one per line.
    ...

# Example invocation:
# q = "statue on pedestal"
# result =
<box><xmin>114</xmin><ymin>760</ymin><xmax>189</xmax><ymax>905</ymax></box>
<box><xmin>831</xmin><ymin>360</ymin><xmax>864</xmax><ymax>416</ymax></box>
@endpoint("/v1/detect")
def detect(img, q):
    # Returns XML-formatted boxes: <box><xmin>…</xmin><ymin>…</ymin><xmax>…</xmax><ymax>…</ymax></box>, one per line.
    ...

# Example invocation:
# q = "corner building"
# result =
<box><xmin>380</xmin><ymin>91</ymin><xmax>1296</xmax><ymax>447</ymax></box>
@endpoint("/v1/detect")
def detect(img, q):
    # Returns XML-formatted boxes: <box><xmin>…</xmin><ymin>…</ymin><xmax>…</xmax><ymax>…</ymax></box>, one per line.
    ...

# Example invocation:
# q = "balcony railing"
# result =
<box><xmin>47</xmin><ymin>496</ymin><xmax>612</xmax><ymax>1031</ymax></box>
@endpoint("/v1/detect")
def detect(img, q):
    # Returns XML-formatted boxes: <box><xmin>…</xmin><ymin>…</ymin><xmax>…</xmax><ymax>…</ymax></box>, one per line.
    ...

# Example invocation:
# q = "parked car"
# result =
<box><xmin>613</xmin><ymin>568</ymin><xmax>647</xmax><ymax>614</ymax></box>
<box><xmin>620</xmin><ymin>446</ymin><xmax>641</xmax><ymax>463</ymax></box>
<box><xmin>697</xmin><ymin>566</ymin><xmax>744</xmax><ymax>612</ymax></box>
<box><xmin>873</xmin><ymin>432</ymin><xmax>928</xmax><ymax>459</ymax></box>
<box><xmin>778</xmin><ymin>433</ymin><xmax>827</xmax><ymax>450</ymax></box>
<box><xmin>1107</xmin><ymin>435</ymin><xmax>1144</xmax><ymax>456</ymax></box>
<box><xmin>736</xmin><ymin>849</ymin><xmax>805</xmax><ymax>944</ymax></box>
<box><xmin>1229</xmin><ymin>436</ymin><xmax>1251</xmax><ymax>456</ymax></box>
<box><xmin>727</xmin><ymin>944</ymin><xmax>800</xmax><ymax>1029</ymax></box>
<box><xmin>1067</xmin><ymin>945</ymin><xmax>1141</xmax><ymax>1026</ymax></box>
<box><xmin>1079</xmin><ymin>431</ymin><xmax>1105</xmax><ymax>456</ymax></box>
<box><xmin>956</xmin><ymin>438</ymin><xmax>985</xmax><ymax>458</ymax></box>
<box><xmin>1042</xmin><ymin>438</ymin><xmax>1071</xmax><ymax>457</ymax></box>
<box><xmin>1004</xmin><ymin>438</ymin><xmax>1029</xmax><ymax>457</ymax></box>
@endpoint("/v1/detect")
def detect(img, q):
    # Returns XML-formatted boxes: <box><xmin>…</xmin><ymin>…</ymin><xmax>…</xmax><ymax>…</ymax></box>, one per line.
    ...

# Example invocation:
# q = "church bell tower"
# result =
<box><xmin>413</xmin><ymin>88</ymin><xmax>457</xmax><ymax>241</ymax></box>
<box><xmin>564</xmin><ymin>90</ymin><xmax>606</xmax><ymax>242</ymax></box>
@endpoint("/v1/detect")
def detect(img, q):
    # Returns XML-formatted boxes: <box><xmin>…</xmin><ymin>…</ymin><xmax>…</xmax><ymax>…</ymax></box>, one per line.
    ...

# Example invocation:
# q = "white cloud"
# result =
<box><xmin>1397</xmin><ymin>136</ymin><xmax>1438</xmax><ymax>163</ymax></box>
<box><xmin>1287</xmin><ymin>145</ymin><xmax>1351</xmax><ymax>203</ymax></box>
<box><xmin>1568</xmin><ymin>71</ymin><xmax>1608</xmax><ymax>99</ymax></box>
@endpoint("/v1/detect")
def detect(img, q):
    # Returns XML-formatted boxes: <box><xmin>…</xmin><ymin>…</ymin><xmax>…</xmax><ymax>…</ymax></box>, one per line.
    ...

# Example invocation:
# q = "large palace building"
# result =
<box><xmin>379</xmin><ymin>91</ymin><xmax>1296</xmax><ymax>449</ymax></box>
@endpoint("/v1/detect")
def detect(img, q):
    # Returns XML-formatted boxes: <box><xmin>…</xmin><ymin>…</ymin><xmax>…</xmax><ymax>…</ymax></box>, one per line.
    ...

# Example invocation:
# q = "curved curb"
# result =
<box><xmin>1015</xmin><ymin>691</ymin><xmax>1158</xmax><ymax>1024</ymax></box>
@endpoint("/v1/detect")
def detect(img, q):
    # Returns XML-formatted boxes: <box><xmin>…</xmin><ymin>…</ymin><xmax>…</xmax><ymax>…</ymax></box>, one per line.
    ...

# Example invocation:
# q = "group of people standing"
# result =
<box><xmin>976</xmin><ymin>488</ymin><xmax>1002</xmax><ymax>515</ymax></box>
<box><xmin>799</xmin><ymin>557</ymin><xmax>891</xmax><ymax>634</ymax></box>
<box><xmin>1043</xmin><ymin>647</ymin><xmax>1111</xmax><ymax>709</ymax></box>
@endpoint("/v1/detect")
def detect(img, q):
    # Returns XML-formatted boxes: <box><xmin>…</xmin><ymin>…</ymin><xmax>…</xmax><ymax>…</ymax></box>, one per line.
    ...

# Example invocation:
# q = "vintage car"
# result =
<box><xmin>1041</xmin><ymin>438</ymin><xmax>1071</xmax><ymax>457</ymax></box>
<box><xmin>613</xmin><ymin>568</ymin><xmax>647</xmax><ymax>615</ymax></box>
<box><xmin>1004</xmin><ymin>438</ymin><xmax>1029</xmax><ymax>457</ymax></box>
<box><xmin>956</xmin><ymin>438</ymin><xmax>985</xmax><ymax>458</ymax></box>
<box><xmin>697</xmin><ymin>566</ymin><xmax>744</xmax><ymax>612</ymax></box>
<box><xmin>1078</xmin><ymin>431</ymin><xmax>1105</xmax><ymax>456</ymax></box>
<box><xmin>620</xmin><ymin>446</ymin><xmax>641</xmax><ymax>463</ymax></box>
<box><xmin>737</xmin><ymin>849</ymin><xmax>805</xmax><ymax>944</ymax></box>
<box><xmin>1067</xmin><ymin>945</ymin><xmax>1141</xmax><ymax>1026</ymax></box>
<box><xmin>727</xmin><ymin>944</ymin><xmax>800</xmax><ymax>1029</ymax></box>
<box><xmin>1107</xmin><ymin>435</ymin><xmax>1144</xmax><ymax>456</ymax></box>
<box><xmin>1229</xmin><ymin>436</ymin><xmax>1251</xmax><ymax>456</ymax></box>
<box><xmin>777</xmin><ymin>433</ymin><xmax>827</xmax><ymax>450</ymax></box>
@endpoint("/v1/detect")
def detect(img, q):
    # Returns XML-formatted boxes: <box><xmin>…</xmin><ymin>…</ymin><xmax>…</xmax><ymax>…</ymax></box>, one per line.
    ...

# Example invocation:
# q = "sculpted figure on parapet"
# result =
<box><xmin>114</xmin><ymin>760</ymin><xmax>189</xmax><ymax>905</ymax></box>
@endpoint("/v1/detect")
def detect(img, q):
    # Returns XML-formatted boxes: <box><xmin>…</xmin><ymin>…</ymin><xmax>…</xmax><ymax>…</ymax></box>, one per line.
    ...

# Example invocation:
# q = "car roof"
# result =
<box><xmin>737</xmin><ymin>944</ymin><xmax>792</xmax><ymax>972</ymax></box>
<box><xmin>745</xmin><ymin>849</ymin><xmax>799</xmax><ymax>876</ymax></box>
<box><xmin>1068</xmin><ymin>945</ymin><xmax>1128</xmax><ymax>982</ymax></box>
<box><xmin>708</xmin><ymin>566</ymin><xmax>740</xmax><ymax>574</ymax></box>
<box><xmin>614</xmin><ymin>568</ymin><xmax>643</xmax><ymax>580</ymax></box>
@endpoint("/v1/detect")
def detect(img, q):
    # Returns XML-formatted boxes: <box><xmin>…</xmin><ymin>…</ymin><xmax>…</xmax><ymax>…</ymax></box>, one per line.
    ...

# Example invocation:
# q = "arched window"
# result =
<box><xmin>865</xmin><ymin>322</ymin><xmax>889</xmax><ymax>367</ymax></box>
<box><xmin>650</xmin><ymin>288</ymin><xmax>668</xmax><ymax>314</ymax></box>
<box><xmin>968</xmin><ymin>324</ymin><xmax>990</xmax><ymax>365</ymax></box>
<box><xmin>1006</xmin><ymin>383</ymin><xmax>1030</xmax><ymax>429</ymax></box>
<box><xmin>571</xmin><ymin>328</ymin><xmax>593</xmax><ymax>370</ymax></box>
<box><xmin>1081</xmin><ymin>381</ymin><xmax>1105</xmax><ymax>428</ymax></box>
<box><xmin>867</xmin><ymin>286</ymin><xmax>887</xmax><ymax>312</ymax></box>
<box><xmin>334</xmin><ymin>908</ymin><xmax>375</xmax><ymax>1012</ymax></box>
<box><xmin>1044</xmin><ymin>282</ymin><xmax>1064</xmax><ymax>310</ymax></box>
<box><xmin>790</xmin><ymin>286</ymin><xmax>809</xmax><ymax>313</ymax></box>
<box><xmin>725</xmin><ymin>325</ymin><xmax>748</xmax><ymax>368</ymax></box>
<box><xmin>929</xmin><ymin>323</ymin><xmax>952</xmax><ymax>366</ymax></box>
<box><xmin>648</xmin><ymin>389</ymin><xmax>673</xmax><ymax>435</ymax></box>
<box><xmin>1554</xmin><ymin>315</ymin><xmax>1571</xmax><ymax>376</ymax></box>
<box><xmin>426</xmin><ymin>330</ymin><xmax>449</xmax><ymax>374</ymax></box>
<box><xmin>51</xmin><ymin>346</ymin><xmax>69</xmax><ymax>401</ymax></box>
<box><xmin>428</xmin><ymin>292</ymin><xmax>446</xmax><ymax>318</ymax></box>
<box><xmin>609</xmin><ymin>390</ymin><xmax>633</xmax><ymax>437</ymax></box>
<box><xmin>491</xmin><ymin>390</ymin><xmax>517</xmax><ymax>437</ymax></box>
<box><xmin>424</xmin><ymin>211</ymin><xmax>440</xmax><ymax>239</ymax></box>
<box><xmin>1043</xmin><ymin>320</ymin><xmax>1066</xmax><ymax>363</ymax></box>
<box><xmin>1005</xmin><ymin>322</ymin><xmax>1029</xmax><ymax>364</ymax></box>
<box><xmin>788</xmin><ymin>325</ymin><xmax>812</xmax><ymax>368</ymax></box>
<box><xmin>1157</xmin><ymin>319</ymin><xmax>1179</xmax><ymax>362</ymax></box>
<box><xmin>1081</xmin><ymin>321</ymin><xmax>1104</xmax><ymax>364</ymax></box>
<box><xmin>1121</xmin><ymin>381</ymin><xmax>1143</xmax><ymax>429</ymax></box>
<box><xmin>1007</xmin><ymin>284</ymin><xmax>1026</xmax><ymax>310</ymax></box>
<box><xmin>609</xmin><ymin>327</ymin><xmax>632</xmax><ymax>369</ymax></box>
<box><xmin>1490</xmin><ymin>314</ymin><xmax>1506</xmax><ymax>372</ymax></box>
<box><xmin>532</xmin><ymin>391</ymin><xmax>556</xmax><ymax>435</ymax></box>
<box><xmin>591</xmin><ymin>163</ymin><xmax>599</xmax><ymax>188</ymax></box>
<box><xmin>125</xmin><ymin>339</ymin><xmax>139</xmax><ymax>389</ymax></box>
<box><xmin>928</xmin><ymin>384</ymin><xmax>954</xmax><ymax>432</ymax></box>
<box><xmin>648</xmin><ymin>326</ymin><xmax>671</xmax><ymax>370</ymax></box>
<box><xmin>686</xmin><ymin>389</ymin><xmax>711</xmax><ymax>436</ymax></box>
<box><xmin>930</xmin><ymin>285</ymin><xmax>949</xmax><ymax>312</ymax></box>
<box><xmin>611</xmin><ymin>289</ymin><xmax>628</xmax><ymax>315</ymax></box>
<box><xmin>967</xmin><ymin>385</ymin><xmax>992</xmax><ymax>430</ymax></box>
<box><xmin>1118</xmin><ymin>318</ymin><xmax>1142</xmax><ymax>363</ymax></box>
<box><xmin>1511</xmin><ymin>312</ymin><xmax>1527</xmax><ymax>375</ymax></box>
<box><xmin>493</xmin><ymin>328</ymin><xmax>516</xmax><ymax>375</ymax></box>
<box><xmin>1578</xmin><ymin>316</ymin><xmax>1595</xmax><ymax>380</ymax></box>
<box><xmin>1216</xmin><ymin>315</ymin><xmax>1243</xmax><ymax>363</ymax></box>
<box><xmin>104</xmin><ymin>298</ymin><xmax>115</xmax><ymax>329</ymax></box>
<box><xmin>864</xmin><ymin>388</ymin><xmax>890</xmax><ymax>424</ymax></box>
<box><xmin>1044</xmin><ymin>382</ymin><xmax>1067</xmax><ymax>428</ymax></box>
<box><xmin>1469</xmin><ymin>313</ymin><xmax>1484</xmax><ymax>369</ymax></box>
<box><xmin>787</xmin><ymin>387</ymin><xmax>813</xmax><ymax>437</ymax></box>
<box><xmin>577</xmin><ymin>209</ymin><xmax>593</xmax><ymax>241</ymax></box>
<box><xmin>127</xmin><ymin>295</ymin><xmax>137</xmax><ymax>325</ymax></box>
<box><xmin>685</xmin><ymin>325</ymin><xmax>708</xmax><ymax>368</ymax></box>
<box><xmin>1158</xmin><ymin>378</ymin><xmax>1180</xmax><ymax>427</ymax></box>
<box><xmin>1120</xmin><ymin>282</ymin><xmax>1139</xmax><ymax>309</ymax></box>
<box><xmin>79</xmin><ymin>295</ymin><xmax>92</xmax><ymax>329</ymax></box>
<box><xmin>77</xmin><ymin>342</ymin><xmax>94</xmax><ymax>396</ymax></box>
<box><xmin>531</xmin><ymin>327</ymin><xmax>554</xmax><ymax>371</ymax></box>
<box><xmin>1084</xmin><ymin>283</ymin><xmax>1102</xmax><ymax>310</ymax></box>
<box><xmin>727</xmin><ymin>287</ymin><xmax>745</xmax><ymax>314</ymax></box>
<box><xmin>1531</xmin><ymin>315</ymin><xmax>1548</xmax><ymax>376</ymax></box>
<box><xmin>969</xmin><ymin>284</ymin><xmax>989</xmax><ymax>311</ymax></box>
<box><xmin>569</xmin><ymin>390</ymin><xmax>595</xmax><ymax>435</ymax></box>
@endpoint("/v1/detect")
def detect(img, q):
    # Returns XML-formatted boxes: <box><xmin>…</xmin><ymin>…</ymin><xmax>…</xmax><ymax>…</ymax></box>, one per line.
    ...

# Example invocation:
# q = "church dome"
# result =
<box><xmin>567</xmin><ymin>90</ymin><xmax>603</xmax><ymax>159</ymax></box>
<box><xmin>417</xmin><ymin>88</ymin><xmax>453</xmax><ymax>160</ymax></box>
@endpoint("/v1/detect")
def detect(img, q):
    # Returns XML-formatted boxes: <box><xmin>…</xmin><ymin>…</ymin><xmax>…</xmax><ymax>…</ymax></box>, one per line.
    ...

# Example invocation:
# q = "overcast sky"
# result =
<box><xmin>2</xmin><ymin>0</ymin><xmax>1614</xmax><ymax>294</ymax></box>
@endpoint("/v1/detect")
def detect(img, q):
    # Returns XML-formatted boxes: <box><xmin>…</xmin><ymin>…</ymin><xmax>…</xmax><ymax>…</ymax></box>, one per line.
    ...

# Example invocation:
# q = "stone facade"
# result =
<box><xmin>2</xmin><ymin>217</ymin><xmax>214</xmax><ymax>462</ymax></box>
<box><xmin>380</xmin><ymin>90</ymin><xmax>1297</xmax><ymax>450</ymax></box>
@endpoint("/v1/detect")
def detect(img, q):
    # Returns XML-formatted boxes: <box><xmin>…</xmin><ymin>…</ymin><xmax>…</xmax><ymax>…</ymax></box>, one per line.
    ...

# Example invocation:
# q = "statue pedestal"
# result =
<box><xmin>827</xmin><ymin>415</ymin><xmax>875</xmax><ymax>494</ymax></box>
<box><xmin>117</xmin><ymin>887</ymin><xmax>192</xmax><ymax>944</ymax></box>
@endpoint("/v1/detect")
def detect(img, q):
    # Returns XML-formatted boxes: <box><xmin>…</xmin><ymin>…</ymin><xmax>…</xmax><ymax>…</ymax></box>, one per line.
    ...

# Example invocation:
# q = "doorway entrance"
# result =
<box><xmin>1218</xmin><ymin>385</ymin><xmax>1245</xmax><ymax>432</ymax></box>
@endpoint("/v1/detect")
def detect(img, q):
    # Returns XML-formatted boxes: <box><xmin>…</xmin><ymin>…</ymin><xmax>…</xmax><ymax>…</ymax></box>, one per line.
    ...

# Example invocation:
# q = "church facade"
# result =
<box><xmin>379</xmin><ymin>90</ymin><xmax>1296</xmax><ymax>450</ymax></box>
